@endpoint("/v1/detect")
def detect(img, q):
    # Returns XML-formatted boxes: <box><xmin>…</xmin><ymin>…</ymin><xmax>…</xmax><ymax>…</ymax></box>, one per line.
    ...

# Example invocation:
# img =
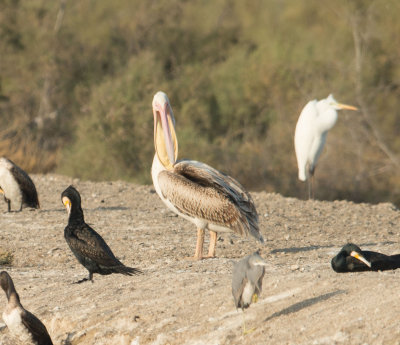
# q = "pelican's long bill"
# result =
<box><xmin>350</xmin><ymin>251</ymin><xmax>371</xmax><ymax>268</ymax></box>
<box><xmin>152</xmin><ymin>92</ymin><xmax>178</xmax><ymax>170</ymax></box>
<box><xmin>337</xmin><ymin>103</ymin><xmax>358</xmax><ymax>111</ymax></box>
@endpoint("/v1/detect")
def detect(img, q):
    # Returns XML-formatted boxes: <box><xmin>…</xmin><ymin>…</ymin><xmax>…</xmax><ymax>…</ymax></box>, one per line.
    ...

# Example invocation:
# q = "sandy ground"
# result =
<box><xmin>0</xmin><ymin>174</ymin><xmax>399</xmax><ymax>345</ymax></box>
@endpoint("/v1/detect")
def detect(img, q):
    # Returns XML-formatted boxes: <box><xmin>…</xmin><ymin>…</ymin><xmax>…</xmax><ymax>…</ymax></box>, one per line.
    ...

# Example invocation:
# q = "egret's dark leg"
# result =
<box><xmin>7</xmin><ymin>199</ymin><xmax>10</xmax><ymax>212</ymax></box>
<box><xmin>311</xmin><ymin>175</ymin><xmax>314</xmax><ymax>200</ymax></box>
<box><xmin>308</xmin><ymin>166</ymin><xmax>315</xmax><ymax>200</ymax></box>
<box><xmin>307</xmin><ymin>179</ymin><xmax>311</xmax><ymax>200</ymax></box>
<box><xmin>311</xmin><ymin>171</ymin><xmax>315</xmax><ymax>199</ymax></box>
<box><xmin>206</xmin><ymin>231</ymin><xmax>217</xmax><ymax>258</ymax></box>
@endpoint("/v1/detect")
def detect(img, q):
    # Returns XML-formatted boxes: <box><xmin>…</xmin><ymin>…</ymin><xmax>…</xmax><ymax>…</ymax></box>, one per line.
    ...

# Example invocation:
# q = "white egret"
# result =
<box><xmin>294</xmin><ymin>94</ymin><xmax>358</xmax><ymax>198</ymax></box>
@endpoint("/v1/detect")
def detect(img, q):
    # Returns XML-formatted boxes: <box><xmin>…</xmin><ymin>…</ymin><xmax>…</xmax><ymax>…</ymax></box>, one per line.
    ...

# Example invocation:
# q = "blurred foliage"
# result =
<box><xmin>0</xmin><ymin>0</ymin><xmax>400</xmax><ymax>204</ymax></box>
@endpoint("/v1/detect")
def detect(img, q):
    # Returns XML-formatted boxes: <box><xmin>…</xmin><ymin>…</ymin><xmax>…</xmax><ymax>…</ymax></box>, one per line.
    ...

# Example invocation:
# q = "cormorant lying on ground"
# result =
<box><xmin>0</xmin><ymin>271</ymin><xmax>53</xmax><ymax>345</ymax></box>
<box><xmin>331</xmin><ymin>243</ymin><xmax>400</xmax><ymax>272</ymax></box>
<box><xmin>0</xmin><ymin>157</ymin><xmax>40</xmax><ymax>212</ymax></box>
<box><xmin>61</xmin><ymin>185</ymin><xmax>142</xmax><ymax>283</ymax></box>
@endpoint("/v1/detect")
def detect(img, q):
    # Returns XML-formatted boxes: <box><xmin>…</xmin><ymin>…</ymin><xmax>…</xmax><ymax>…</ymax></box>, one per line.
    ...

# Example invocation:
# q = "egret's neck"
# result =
<box><xmin>317</xmin><ymin>107</ymin><xmax>338</xmax><ymax>133</ymax></box>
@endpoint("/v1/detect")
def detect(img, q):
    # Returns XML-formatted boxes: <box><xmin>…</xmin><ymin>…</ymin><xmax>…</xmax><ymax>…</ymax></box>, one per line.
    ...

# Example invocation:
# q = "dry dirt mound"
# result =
<box><xmin>0</xmin><ymin>174</ymin><xmax>399</xmax><ymax>344</ymax></box>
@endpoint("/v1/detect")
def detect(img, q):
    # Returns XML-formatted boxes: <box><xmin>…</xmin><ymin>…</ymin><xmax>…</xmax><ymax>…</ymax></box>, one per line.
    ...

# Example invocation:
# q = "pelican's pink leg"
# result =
<box><xmin>192</xmin><ymin>228</ymin><xmax>205</xmax><ymax>260</ymax></box>
<box><xmin>206</xmin><ymin>230</ymin><xmax>217</xmax><ymax>258</ymax></box>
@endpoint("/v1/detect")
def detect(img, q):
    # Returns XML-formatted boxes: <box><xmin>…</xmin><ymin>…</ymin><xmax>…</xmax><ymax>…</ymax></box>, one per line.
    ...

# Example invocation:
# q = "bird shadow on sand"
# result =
<box><xmin>36</xmin><ymin>207</ymin><xmax>130</xmax><ymax>214</ymax></box>
<box><xmin>264</xmin><ymin>289</ymin><xmax>346</xmax><ymax>322</ymax></box>
<box><xmin>270</xmin><ymin>241</ymin><xmax>396</xmax><ymax>254</ymax></box>
<box><xmin>92</xmin><ymin>206</ymin><xmax>129</xmax><ymax>211</ymax></box>
<box><xmin>37</xmin><ymin>209</ymin><xmax>66</xmax><ymax>214</ymax></box>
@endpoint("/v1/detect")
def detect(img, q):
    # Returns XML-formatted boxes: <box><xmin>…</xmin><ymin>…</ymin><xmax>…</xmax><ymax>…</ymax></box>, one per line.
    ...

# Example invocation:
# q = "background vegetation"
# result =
<box><xmin>1</xmin><ymin>0</ymin><xmax>400</xmax><ymax>204</ymax></box>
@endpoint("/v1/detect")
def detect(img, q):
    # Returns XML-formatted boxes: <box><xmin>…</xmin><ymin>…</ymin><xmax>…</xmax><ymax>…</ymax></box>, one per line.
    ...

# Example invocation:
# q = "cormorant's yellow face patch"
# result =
<box><xmin>62</xmin><ymin>196</ymin><xmax>71</xmax><ymax>215</ymax></box>
<box><xmin>0</xmin><ymin>187</ymin><xmax>3</xmax><ymax>195</ymax></box>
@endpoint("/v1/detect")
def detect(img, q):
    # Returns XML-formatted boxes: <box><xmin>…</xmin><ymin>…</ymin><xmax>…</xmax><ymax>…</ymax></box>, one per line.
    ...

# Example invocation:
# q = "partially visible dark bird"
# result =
<box><xmin>0</xmin><ymin>271</ymin><xmax>53</xmax><ymax>345</ymax></box>
<box><xmin>232</xmin><ymin>251</ymin><xmax>267</xmax><ymax>334</ymax></box>
<box><xmin>331</xmin><ymin>243</ymin><xmax>400</xmax><ymax>273</ymax></box>
<box><xmin>0</xmin><ymin>157</ymin><xmax>40</xmax><ymax>212</ymax></box>
<box><xmin>61</xmin><ymin>185</ymin><xmax>142</xmax><ymax>283</ymax></box>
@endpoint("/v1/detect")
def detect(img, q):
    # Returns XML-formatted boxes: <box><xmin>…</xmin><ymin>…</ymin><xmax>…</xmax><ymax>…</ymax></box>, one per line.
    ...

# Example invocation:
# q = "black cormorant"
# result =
<box><xmin>0</xmin><ymin>157</ymin><xmax>40</xmax><ymax>212</ymax></box>
<box><xmin>331</xmin><ymin>243</ymin><xmax>400</xmax><ymax>272</ymax></box>
<box><xmin>61</xmin><ymin>185</ymin><xmax>142</xmax><ymax>283</ymax></box>
<box><xmin>0</xmin><ymin>271</ymin><xmax>53</xmax><ymax>345</ymax></box>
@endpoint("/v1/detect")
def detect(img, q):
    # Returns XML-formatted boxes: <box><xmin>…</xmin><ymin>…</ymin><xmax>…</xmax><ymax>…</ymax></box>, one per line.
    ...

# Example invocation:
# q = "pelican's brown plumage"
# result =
<box><xmin>151</xmin><ymin>91</ymin><xmax>264</xmax><ymax>260</ymax></box>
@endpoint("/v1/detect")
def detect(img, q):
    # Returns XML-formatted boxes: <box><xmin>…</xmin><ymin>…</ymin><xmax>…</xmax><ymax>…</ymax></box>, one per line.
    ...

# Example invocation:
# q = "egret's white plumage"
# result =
<box><xmin>151</xmin><ymin>91</ymin><xmax>263</xmax><ymax>260</ymax></box>
<box><xmin>294</xmin><ymin>94</ymin><xmax>358</xmax><ymax>183</ymax></box>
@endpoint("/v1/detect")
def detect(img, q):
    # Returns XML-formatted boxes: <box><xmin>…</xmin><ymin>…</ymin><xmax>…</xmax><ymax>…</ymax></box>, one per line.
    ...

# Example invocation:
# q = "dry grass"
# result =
<box><xmin>0</xmin><ymin>128</ymin><xmax>58</xmax><ymax>174</ymax></box>
<box><xmin>0</xmin><ymin>250</ymin><xmax>13</xmax><ymax>266</ymax></box>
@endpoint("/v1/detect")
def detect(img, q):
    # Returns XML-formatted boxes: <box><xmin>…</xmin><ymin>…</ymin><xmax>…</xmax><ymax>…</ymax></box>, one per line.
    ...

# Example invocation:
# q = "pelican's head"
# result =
<box><xmin>152</xmin><ymin>91</ymin><xmax>178</xmax><ymax>170</ymax></box>
<box><xmin>326</xmin><ymin>94</ymin><xmax>358</xmax><ymax>111</ymax></box>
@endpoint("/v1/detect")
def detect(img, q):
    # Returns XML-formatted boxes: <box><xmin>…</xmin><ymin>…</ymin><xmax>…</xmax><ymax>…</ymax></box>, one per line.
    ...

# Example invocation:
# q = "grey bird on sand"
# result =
<box><xmin>232</xmin><ymin>251</ymin><xmax>267</xmax><ymax>334</ymax></box>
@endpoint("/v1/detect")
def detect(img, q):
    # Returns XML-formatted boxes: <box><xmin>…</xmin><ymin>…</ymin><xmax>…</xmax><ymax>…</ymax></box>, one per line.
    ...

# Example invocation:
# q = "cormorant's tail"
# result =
<box><xmin>115</xmin><ymin>265</ymin><xmax>143</xmax><ymax>276</ymax></box>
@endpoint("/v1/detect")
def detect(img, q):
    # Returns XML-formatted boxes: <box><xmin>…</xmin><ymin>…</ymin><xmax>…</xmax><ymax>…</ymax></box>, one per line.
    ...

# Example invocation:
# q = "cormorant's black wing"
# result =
<box><xmin>364</xmin><ymin>251</ymin><xmax>400</xmax><ymax>271</ymax></box>
<box><xmin>10</xmin><ymin>163</ymin><xmax>39</xmax><ymax>208</ymax></box>
<box><xmin>21</xmin><ymin>309</ymin><xmax>53</xmax><ymax>345</ymax></box>
<box><xmin>66</xmin><ymin>223</ymin><xmax>123</xmax><ymax>267</ymax></box>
